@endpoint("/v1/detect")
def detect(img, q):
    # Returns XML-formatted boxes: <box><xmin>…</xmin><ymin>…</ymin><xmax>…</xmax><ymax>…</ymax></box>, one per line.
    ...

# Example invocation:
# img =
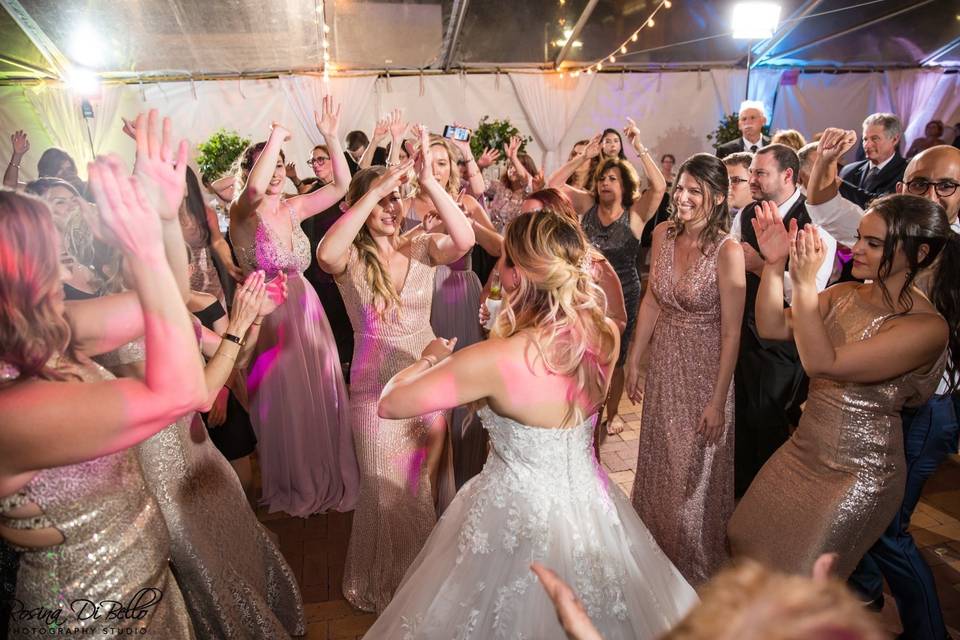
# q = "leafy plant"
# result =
<box><xmin>470</xmin><ymin>116</ymin><xmax>532</xmax><ymax>160</ymax></box>
<box><xmin>706</xmin><ymin>112</ymin><xmax>771</xmax><ymax>149</ymax></box>
<box><xmin>196</xmin><ymin>129</ymin><xmax>251</xmax><ymax>183</ymax></box>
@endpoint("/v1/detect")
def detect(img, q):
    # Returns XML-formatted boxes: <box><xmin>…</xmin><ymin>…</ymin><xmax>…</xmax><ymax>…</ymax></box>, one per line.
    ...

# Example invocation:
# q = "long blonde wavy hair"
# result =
<box><xmin>0</xmin><ymin>190</ymin><xmax>76</xmax><ymax>381</ymax></box>
<box><xmin>492</xmin><ymin>209</ymin><xmax>618</xmax><ymax>423</ymax></box>
<box><xmin>343</xmin><ymin>167</ymin><xmax>403</xmax><ymax>317</ymax></box>
<box><xmin>413</xmin><ymin>136</ymin><xmax>461</xmax><ymax>198</ymax></box>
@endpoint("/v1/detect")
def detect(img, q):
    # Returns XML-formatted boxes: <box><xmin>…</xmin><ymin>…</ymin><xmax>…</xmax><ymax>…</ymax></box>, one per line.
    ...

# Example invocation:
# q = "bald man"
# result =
<box><xmin>807</xmin><ymin>137</ymin><xmax>960</xmax><ymax>640</ymax></box>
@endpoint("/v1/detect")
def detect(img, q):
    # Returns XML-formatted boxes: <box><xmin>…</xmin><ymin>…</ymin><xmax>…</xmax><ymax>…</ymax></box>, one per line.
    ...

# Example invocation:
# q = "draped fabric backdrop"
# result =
<box><xmin>509</xmin><ymin>72</ymin><xmax>595</xmax><ymax>175</ymax></box>
<box><xmin>2</xmin><ymin>70</ymin><xmax>959</xmax><ymax>185</ymax></box>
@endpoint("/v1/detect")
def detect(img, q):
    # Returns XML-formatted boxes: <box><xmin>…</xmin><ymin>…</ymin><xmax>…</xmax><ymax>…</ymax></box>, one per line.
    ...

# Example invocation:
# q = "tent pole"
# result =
<box><xmin>0</xmin><ymin>0</ymin><xmax>69</xmax><ymax>77</ymax></box>
<box><xmin>554</xmin><ymin>0</ymin><xmax>600</xmax><ymax>69</ymax></box>
<box><xmin>920</xmin><ymin>35</ymin><xmax>960</xmax><ymax>66</ymax></box>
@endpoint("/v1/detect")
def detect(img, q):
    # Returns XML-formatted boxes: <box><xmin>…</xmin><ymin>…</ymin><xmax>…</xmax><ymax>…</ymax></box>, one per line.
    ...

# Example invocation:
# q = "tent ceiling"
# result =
<box><xmin>0</xmin><ymin>0</ymin><xmax>956</xmax><ymax>82</ymax></box>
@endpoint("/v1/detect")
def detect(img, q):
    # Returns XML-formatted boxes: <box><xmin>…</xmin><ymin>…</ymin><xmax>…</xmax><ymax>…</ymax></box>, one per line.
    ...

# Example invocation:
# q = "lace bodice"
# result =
<box><xmin>234</xmin><ymin>203</ymin><xmax>311</xmax><ymax>277</ymax></box>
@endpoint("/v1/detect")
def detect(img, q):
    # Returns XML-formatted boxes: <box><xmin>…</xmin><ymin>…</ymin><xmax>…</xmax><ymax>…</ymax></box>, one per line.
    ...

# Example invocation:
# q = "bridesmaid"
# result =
<box><xmin>317</xmin><ymin>125</ymin><xmax>475</xmax><ymax>613</ymax></box>
<box><xmin>0</xmin><ymin>157</ymin><xmax>204</xmax><ymax>636</ymax></box>
<box><xmin>403</xmin><ymin>134</ymin><xmax>502</xmax><ymax>488</ymax></box>
<box><xmin>625</xmin><ymin>153</ymin><xmax>745</xmax><ymax>586</ymax></box>
<box><xmin>230</xmin><ymin>97</ymin><xmax>359</xmax><ymax>517</ymax></box>
<box><xmin>729</xmin><ymin>195</ymin><xmax>955</xmax><ymax>577</ymax></box>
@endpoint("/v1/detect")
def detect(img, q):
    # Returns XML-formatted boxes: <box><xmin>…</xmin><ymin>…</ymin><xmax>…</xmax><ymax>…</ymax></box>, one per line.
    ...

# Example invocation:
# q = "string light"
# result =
<box><xmin>569</xmin><ymin>0</ymin><xmax>672</xmax><ymax>76</ymax></box>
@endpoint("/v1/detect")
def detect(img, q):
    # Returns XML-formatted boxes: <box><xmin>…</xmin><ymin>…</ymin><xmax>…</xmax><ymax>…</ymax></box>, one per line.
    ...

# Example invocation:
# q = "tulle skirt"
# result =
<box><xmin>247</xmin><ymin>274</ymin><xmax>360</xmax><ymax>517</ymax></box>
<box><xmin>431</xmin><ymin>265</ymin><xmax>488</xmax><ymax>488</ymax></box>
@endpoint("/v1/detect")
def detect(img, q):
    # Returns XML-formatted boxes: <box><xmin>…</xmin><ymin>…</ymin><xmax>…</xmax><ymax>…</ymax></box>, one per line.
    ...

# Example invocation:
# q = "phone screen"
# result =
<box><xmin>443</xmin><ymin>125</ymin><xmax>471</xmax><ymax>142</ymax></box>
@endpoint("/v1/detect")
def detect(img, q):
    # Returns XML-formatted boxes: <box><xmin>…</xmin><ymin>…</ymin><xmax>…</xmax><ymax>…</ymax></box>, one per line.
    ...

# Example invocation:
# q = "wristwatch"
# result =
<box><xmin>223</xmin><ymin>333</ymin><xmax>244</xmax><ymax>347</ymax></box>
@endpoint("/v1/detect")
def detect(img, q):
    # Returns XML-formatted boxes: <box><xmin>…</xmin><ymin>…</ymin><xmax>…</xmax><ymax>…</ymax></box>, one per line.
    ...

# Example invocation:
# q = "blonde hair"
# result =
<box><xmin>663</xmin><ymin>560</ymin><xmax>886</xmax><ymax>640</ymax></box>
<box><xmin>493</xmin><ymin>209</ymin><xmax>618</xmax><ymax>423</ymax></box>
<box><xmin>413</xmin><ymin>136</ymin><xmax>461</xmax><ymax>198</ymax></box>
<box><xmin>771</xmin><ymin>129</ymin><xmax>808</xmax><ymax>151</ymax></box>
<box><xmin>344</xmin><ymin>167</ymin><xmax>402</xmax><ymax>317</ymax></box>
<box><xmin>0</xmin><ymin>190</ymin><xmax>75</xmax><ymax>381</ymax></box>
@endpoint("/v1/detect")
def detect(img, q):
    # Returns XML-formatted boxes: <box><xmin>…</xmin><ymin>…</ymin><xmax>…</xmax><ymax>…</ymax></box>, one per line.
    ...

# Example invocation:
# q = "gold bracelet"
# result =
<box><xmin>420</xmin><ymin>354</ymin><xmax>438</xmax><ymax>368</ymax></box>
<box><xmin>252</xmin><ymin>319</ymin><xmax>263</xmax><ymax>326</ymax></box>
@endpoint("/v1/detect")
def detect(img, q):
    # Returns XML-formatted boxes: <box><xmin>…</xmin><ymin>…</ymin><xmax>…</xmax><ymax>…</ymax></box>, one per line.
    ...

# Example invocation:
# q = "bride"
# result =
<box><xmin>365</xmin><ymin>207</ymin><xmax>697</xmax><ymax>639</ymax></box>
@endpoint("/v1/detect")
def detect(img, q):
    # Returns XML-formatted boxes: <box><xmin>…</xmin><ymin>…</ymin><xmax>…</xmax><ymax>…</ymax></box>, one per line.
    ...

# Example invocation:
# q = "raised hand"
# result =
<box><xmin>10</xmin><ymin>130</ymin><xmax>29</xmax><ymax>157</ymax></box>
<box><xmin>789</xmin><ymin>224</ymin><xmax>827</xmax><ymax>287</ymax></box>
<box><xmin>751</xmin><ymin>200</ymin><xmax>794</xmax><ymax>265</ymax></box>
<box><xmin>314</xmin><ymin>95</ymin><xmax>342</xmax><ymax>141</ymax></box>
<box><xmin>532</xmin><ymin>170</ymin><xmax>546</xmax><ymax>192</ymax></box>
<box><xmin>447</xmin><ymin>121</ymin><xmax>473</xmax><ymax>155</ymax></box>
<box><xmin>583</xmin><ymin>134</ymin><xmax>601</xmax><ymax>159</ymax></box>
<box><xmin>477</xmin><ymin>147</ymin><xmax>500</xmax><ymax>170</ymax></box>
<box><xmin>412</xmin><ymin>125</ymin><xmax>436</xmax><ymax>185</ymax></box>
<box><xmin>285</xmin><ymin>162</ymin><xmax>300</xmax><ymax>182</ymax></box>
<box><xmin>817</xmin><ymin>128</ymin><xmax>857</xmax><ymax>164</ymax></box>
<box><xmin>388</xmin><ymin>109</ymin><xmax>407</xmax><ymax>141</ymax></box>
<box><xmin>228</xmin><ymin>270</ymin><xmax>268</xmax><ymax>335</ymax></box>
<box><xmin>87</xmin><ymin>155</ymin><xmax>164</xmax><ymax>261</ymax></box>
<box><xmin>130</xmin><ymin>109</ymin><xmax>189</xmax><ymax>221</ymax></box>
<box><xmin>271</xmin><ymin>121</ymin><xmax>292</xmax><ymax>143</ymax></box>
<box><xmin>373</xmin><ymin>158</ymin><xmax>415</xmax><ymax>198</ymax></box>
<box><xmin>373</xmin><ymin>116</ymin><xmax>390</xmax><ymax>143</ymax></box>
<box><xmin>623</xmin><ymin>117</ymin><xmax>644</xmax><ymax>151</ymax></box>
<box><xmin>505</xmin><ymin>135</ymin><xmax>522</xmax><ymax>160</ymax></box>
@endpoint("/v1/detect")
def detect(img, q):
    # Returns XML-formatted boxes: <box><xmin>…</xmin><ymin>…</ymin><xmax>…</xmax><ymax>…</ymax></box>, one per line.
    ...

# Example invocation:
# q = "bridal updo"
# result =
<box><xmin>494</xmin><ymin>208</ymin><xmax>618</xmax><ymax>415</ymax></box>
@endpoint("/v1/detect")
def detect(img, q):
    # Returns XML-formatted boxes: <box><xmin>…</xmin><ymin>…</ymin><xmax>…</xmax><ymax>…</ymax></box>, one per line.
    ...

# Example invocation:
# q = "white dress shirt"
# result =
<box><xmin>742</xmin><ymin>137</ymin><xmax>764</xmax><ymax>153</ymax></box>
<box><xmin>806</xmin><ymin>193</ymin><xmax>864</xmax><ymax>247</ymax></box>
<box><xmin>771</xmin><ymin>188</ymin><xmax>837</xmax><ymax>304</ymax></box>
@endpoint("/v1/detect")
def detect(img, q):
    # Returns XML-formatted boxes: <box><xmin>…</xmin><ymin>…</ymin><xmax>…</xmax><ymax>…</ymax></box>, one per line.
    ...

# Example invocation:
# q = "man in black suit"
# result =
<box><xmin>716</xmin><ymin>100</ymin><xmax>772</xmax><ymax>159</ymax></box>
<box><xmin>734</xmin><ymin>144</ymin><xmax>836</xmax><ymax>497</ymax></box>
<box><xmin>838</xmin><ymin>112</ymin><xmax>907</xmax><ymax>209</ymax></box>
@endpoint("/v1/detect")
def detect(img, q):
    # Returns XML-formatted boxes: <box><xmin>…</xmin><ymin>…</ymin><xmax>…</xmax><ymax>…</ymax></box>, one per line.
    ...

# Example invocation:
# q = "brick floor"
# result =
<box><xmin>258</xmin><ymin>392</ymin><xmax>960</xmax><ymax>638</ymax></box>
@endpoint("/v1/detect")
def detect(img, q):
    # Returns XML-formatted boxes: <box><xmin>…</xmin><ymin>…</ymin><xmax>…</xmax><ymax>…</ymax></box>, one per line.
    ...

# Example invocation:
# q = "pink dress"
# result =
<box><xmin>234</xmin><ymin>204</ymin><xmax>359</xmax><ymax>517</ymax></box>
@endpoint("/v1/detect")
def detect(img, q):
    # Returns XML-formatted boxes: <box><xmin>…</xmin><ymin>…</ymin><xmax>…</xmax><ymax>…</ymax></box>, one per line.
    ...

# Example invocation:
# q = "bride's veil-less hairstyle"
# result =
<box><xmin>0</xmin><ymin>191</ymin><xmax>75</xmax><ymax>381</ymax></box>
<box><xmin>492</xmin><ymin>209</ymin><xmax>618</xmax><ymax>423</ymax></box>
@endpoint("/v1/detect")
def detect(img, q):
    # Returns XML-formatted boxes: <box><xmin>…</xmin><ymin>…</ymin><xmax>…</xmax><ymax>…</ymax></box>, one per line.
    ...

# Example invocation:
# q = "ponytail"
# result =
<box><xmin>931</xmin><ymin>231</ymin><xmax>960</xmax><ymax>393</ymax></box>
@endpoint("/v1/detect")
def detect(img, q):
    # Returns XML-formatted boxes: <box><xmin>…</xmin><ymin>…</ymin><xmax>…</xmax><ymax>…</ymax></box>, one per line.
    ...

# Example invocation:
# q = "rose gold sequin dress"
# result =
<box><xmin>98</xmin><ymin>338</ymin><xmax>306</xmax><ymax>638</ymax></box>
<box><xmin>631</xmin><ymin>228</ymin><xmax>736</xmax><ymax>587</ymax></box>
<box><xmin>0</xmin><ymin>358</ymin><xmax>195</xmax><ymax>638</ymax></box>
<box><xmin>336</xmin><ymin>234</ymin><xmax>443</xmax><ymax>613</ymax></box>
<box><xmin>234</xmin><ymin>204</ymin><xmax>359</xmax><ymax>517</ymax></box>
<box><xmin>728</xmin><ymin>287</ymin><xmax>947</xmax><ymax>578</ymax></box>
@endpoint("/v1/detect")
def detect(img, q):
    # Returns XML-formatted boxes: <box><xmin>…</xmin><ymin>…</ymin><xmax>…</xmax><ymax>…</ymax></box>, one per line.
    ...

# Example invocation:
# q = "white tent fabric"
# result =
<box><xmin>3</xmin><ymin>70</ymin><xmax>959</xmax><ymax>186</ymax></box>
<box><xmin>279</xmin><ymin>74</ymin><xmax>378</xmax><ymax>146</ymax></box>
<box><xmin>509</xmin><ymin>72</ymin><xmax>594</xmax><ymax>175</ymax></box>
<box><xmin>882</xmin><ymin>69</ymin><xmax>946</xmax><ymax>148</ymax></box>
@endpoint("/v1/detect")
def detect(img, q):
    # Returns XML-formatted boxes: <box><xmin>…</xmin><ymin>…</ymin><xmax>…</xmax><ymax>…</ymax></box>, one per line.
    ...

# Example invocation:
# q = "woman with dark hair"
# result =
<box><xmin>37</xmin><ymin>147</ymin><xmax>86</xmax><ymax>196</ymax></box>
<box><xmin>0</xmin><ymin>155</ymin><xmax>204</xmax><ymax>637</ymax></box>
<box><xmin>181</xmin><ymin>167</ymin><xmax>242</xmax><ymax>302</ymax></box>
<box><xmin>549</xmin><ymin>119</ymin><xmax>667</xmax><ymax>434</ymax></box>
<box><xmin>601</xmin><ymin>127</ymin><xmax>628</xmax><ymax>160</ymax></box>
<box><xmin>229</xmin><ymin>97</ymin><xmax>359</xmax><ymax>518</ymax></box>
<box><xmin>316</xmin><ymin>125</ymin><xmax>475</xmax><ymax>613</ymax></box>
<box><xmin>625</xmin><ymin>153</ymin><xmax>746</xmax><ymax>586</ymax></box>
<box><xmin>485</xmin><ymin>135</ymin><xmax>538</xmax><ymax>233</ymax></box>
<box><xmin>729</xmin><ymin>194</ymin><xmax>955</xmax><ymax>579</ymax></box>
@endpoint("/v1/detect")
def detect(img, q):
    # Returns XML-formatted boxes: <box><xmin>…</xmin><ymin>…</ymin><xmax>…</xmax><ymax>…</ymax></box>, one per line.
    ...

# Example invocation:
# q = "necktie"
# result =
<box><xmin>750</xmin><ymin>145</ymin><xmax>758</xmax><ymax>153</ymax></box>
<box><xmin>863</xmin><ymin>165</ymin><xmax>880</xmax><ymax>191</ymax></box>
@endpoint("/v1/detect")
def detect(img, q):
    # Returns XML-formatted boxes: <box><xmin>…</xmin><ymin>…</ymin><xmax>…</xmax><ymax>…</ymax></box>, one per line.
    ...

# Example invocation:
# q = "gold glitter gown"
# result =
<box><xmin>0</xmin><ymin>357</ymin><xmax>195</xmax><ymax>638</ymax></box>
<box><xmin>98</xmin><ymin>338</ymin><xmax>306</xmax><ymax>638</ymax></box>
<box><xmin>631</xmin><ymin>228</ymin><xmax>736</xmax><ymax>587</ymax></box>
<box><xmin>728</xmin><ymin>286</ymin><xmax>948</xmax><ymax>578</ymax></box>
<box><xmin>336</xmin><ymin>233</ymin><xmax>445</xmax><ymax>613</ymax></box>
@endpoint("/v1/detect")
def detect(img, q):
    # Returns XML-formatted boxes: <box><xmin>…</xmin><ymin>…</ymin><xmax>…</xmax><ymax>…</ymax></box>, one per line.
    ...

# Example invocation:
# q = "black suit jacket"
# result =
<box><xmin>838</xmin><ymin>153</ymin><xmax>907</xmax><ymax>209</ymax></box>
<box><xmin>716</xmin><ymin>135</ymin><xmax>771</xmax><ymax>159</ymax></box>
<box><xmin>738</xmin><ymin>194</ymin><xmax>811</xmax><ymax>349</ymax></box>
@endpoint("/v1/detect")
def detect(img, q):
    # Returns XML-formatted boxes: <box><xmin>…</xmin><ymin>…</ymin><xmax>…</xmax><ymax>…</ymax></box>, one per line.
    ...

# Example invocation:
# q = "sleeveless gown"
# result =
<box><xmin>336</xmin><ymin>234</ymin><xmax>446</xmax><ymax>613</ymax></box>
<box><xmin>234</xmin><ymin>203</ymin><xmax>359</xmax><ymax>517</ymax></box>
<box><xmin>96</xmin><ymin>338</ymin><xmax>306</xmax><ymax>638</ymax></box>
<box><xmin>631</xmin><ymin>229</ymin><xmax>736</xmax><ymax>587</ymax></box>
<box><xmin>364</xmin><ymin>405</ymin><xmax>698</xmax><ymax>639</ymax></box>
<box><xmin>0</xmin><ymin>358</ymin><xmax>195</xmax><ymax>638</ymax></box>
<box><xmin>728</xmin><ymin>286</ymin><xmax>948</xmax><ymax>578</ymax></box>
<box><xmin>581</xmin><ymin>205</ymin><xmax>641</xmax><ymax>365</ymax></box>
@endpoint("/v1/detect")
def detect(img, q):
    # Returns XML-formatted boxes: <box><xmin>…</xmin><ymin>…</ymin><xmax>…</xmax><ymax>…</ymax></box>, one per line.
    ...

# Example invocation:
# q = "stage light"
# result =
<box><xmin>732</xmin><ymin>2</ymin><xmax>781</xmax><ymax>39</ymax></box>
<box><xmin>64</xmin><ymin>67</ymin><xmax>100</xmax><ymax>96</ymax></box>
<box><xmin>68</xmin><ymin>24</ymin><xmax>106</xmax><ymax>68</ymax></box>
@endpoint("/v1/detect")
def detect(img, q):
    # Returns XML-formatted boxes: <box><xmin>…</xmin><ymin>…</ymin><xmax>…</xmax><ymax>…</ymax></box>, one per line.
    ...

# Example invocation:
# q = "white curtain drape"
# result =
<box><xmin>509</xmin><ymin>72</ymin><xmax>595</xmax><ymax>175</ymax></box>
<box><xmin>24</xmin><ymin>83</ymin><xmax>122</xmax><ymax>178</ymax></box>
<box><xmin>708</xmin><ymin>69</ymin><xmax>782</xmax><ymax>120</ymax></box>
<box><xmin>279</xmin><ymin>74</ymin><xmax>378</xmax><ymax>146</ymax></box>
<box><xmin>882</xmin><ymin>69</ymin><xmax>944</xmax><ymax>147</ymax></box>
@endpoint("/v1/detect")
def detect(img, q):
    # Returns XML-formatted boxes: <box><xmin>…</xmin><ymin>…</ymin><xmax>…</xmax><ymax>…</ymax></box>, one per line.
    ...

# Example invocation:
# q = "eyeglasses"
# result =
<box><xmin>309</xmin><ymin>156</ymin><xmax>331</xmax><ymax>165</ymax></box>
<box><xmin>905</xmin><ymin>178</ymin><xmax>959</xmax><ymax>197</ymax></box>
<box><xmin>729</xmin><ymin>177</ymin><xmax>749</xmax><ymax>185</ymax></box>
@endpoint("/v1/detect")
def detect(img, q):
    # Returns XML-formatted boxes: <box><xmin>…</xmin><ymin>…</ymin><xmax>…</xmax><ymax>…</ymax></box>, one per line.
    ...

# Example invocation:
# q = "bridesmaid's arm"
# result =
<box><xmin>709</xmin><ymin>240</ymin><xmax>746</xmax><ymax>412</ymax></box>
<box><xmin>623</xmin><ymin>223</ymin><xmax>668</xmax><ymax>403</ymax></box>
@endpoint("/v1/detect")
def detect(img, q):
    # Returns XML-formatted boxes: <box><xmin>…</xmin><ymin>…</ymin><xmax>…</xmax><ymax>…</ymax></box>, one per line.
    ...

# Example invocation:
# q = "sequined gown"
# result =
<box><xmin>234</xmin><ymin>203</ymin><xmax>359</xmax><ymax>517</ymax></box>
<box><xmin>97</xmin><ymin>339</ymin><xmax>306</xmax><ymax>638</ymax></box>
<box><xmin>336</xmin><ymin>234</ymin><xmax>445</xmax><ymax>613</ymax></box>
<box><xmin>363</xmin><ymin>405</ymin><xmax>698</xmax><ymax>639</ymax></box>
<box><xmin>631</xmin><ymin>229</ymin><xmax>736</xmax><ymax>587</ymax></box>
<box><xmin>728</xmin><ymin>287</ymin><xmax>948</xmax><ymax>578</ymax></box>
<box><xmin>180</xmin><ymin>199</ymin><xmax>224</xmax><ymax>303</ymax></box>
<box><xmin>0</xmin><ymin>358</ymin><xmax>195</xmax><ymax>638</ymax></box>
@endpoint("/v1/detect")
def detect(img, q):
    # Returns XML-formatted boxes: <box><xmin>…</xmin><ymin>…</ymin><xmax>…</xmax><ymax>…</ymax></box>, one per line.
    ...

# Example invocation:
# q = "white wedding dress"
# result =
<box><xmin>363</xmin><ymin>405</ymin><xmax>698</xmax><ymax>639</ymax></box>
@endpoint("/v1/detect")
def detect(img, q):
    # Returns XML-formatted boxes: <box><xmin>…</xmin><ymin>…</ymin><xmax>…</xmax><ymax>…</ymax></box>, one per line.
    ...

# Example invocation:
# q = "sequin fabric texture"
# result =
<box><xmin>728</xmin><ymin>287</ymin><xmax>947</xmax><ymax>577</ymax></box>
<box><xmin>363</xmin><ymin>405</ymin><xmax>698</xmax><ymax>639</ymax></box>
<box><xmin>336</xmin><ymin>234</ymin><xmax>442</xmax><ymax>613</ymax></box>
<box><xmin>234</xmin><ymin>204</ymin><xmax>311</xmax><ymax>277</ymax></box>
<box><xmin>632</xmin><ymin>228</ymin><xmax>736</xmax><ymax>587</ymax></box>
<box><xmin>0</xmin><ymin>358</ymin><xmax>196</xmax><ymax>638</ymax></box>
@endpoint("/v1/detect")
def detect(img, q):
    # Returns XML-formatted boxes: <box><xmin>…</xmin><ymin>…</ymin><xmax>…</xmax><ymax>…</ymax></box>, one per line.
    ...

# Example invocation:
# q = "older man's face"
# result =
<box><xmin>738</xmin><ymin>108</ymin><xmax>765</xmax><ymax>142</ymax></box>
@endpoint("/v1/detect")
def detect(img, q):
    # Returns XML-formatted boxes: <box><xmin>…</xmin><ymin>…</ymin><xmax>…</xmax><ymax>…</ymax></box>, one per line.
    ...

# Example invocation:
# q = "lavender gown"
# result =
<box><xmin>235</xmin><ymin>203</ymin><xmax>360</xmax><ymax>517</ymax></box>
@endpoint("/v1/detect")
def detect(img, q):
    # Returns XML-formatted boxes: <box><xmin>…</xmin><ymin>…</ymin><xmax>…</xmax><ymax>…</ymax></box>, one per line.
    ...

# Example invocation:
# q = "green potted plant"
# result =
<box><xmin>196</xmin><ymin>129</ymin><xmax>251</xmax><ymax>184</ymax></box>
<box><xmin>706</xmin><ymin>113</ymin><xmax>771</xmax><ymax>150</ymax></box>
<box><xmin>470</xmin><ymin>116</ymin><xmax>532</xmax><ymax>160</ymax></box>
